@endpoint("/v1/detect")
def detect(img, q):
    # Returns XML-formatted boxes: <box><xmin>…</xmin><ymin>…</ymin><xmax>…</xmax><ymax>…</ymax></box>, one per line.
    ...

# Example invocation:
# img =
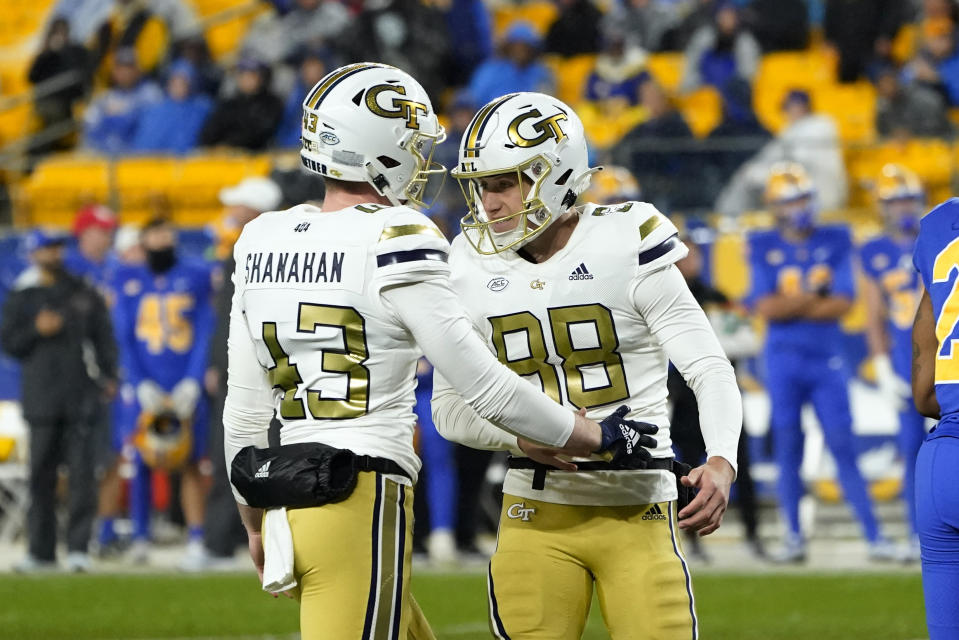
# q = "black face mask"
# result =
<box><xmin>146</xmin><ymin>247</ymin><xmax>176</xmax><ymax>273</ymax></box>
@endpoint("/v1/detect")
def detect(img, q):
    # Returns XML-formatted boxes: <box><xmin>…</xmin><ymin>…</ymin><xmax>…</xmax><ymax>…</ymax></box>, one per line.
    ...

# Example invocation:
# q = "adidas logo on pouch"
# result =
<box><xmin>569</xmin><ymin>263</ymin><xmax>594</xmax><ymax>280</ymax></box>
<box><xmin>642</xmin><ymin>503</ymin><xmax>668</xmax><ymax>521</ymax></box>
<box><xmin>255</xmin><ymin>460</ymin><xmax>272</xmax><ymax>479</ymax></box>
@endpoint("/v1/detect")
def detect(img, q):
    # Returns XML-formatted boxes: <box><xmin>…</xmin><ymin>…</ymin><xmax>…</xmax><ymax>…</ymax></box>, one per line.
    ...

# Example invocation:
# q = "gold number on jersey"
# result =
<box><xmin>261</xmin><ymin>305</ymin><xmax>370</xmax><ymax>420</ymax></box>
<box><xmin>880</xmin><ymin>269</ymin><xmax>919</xmax><ymax>331</ymax></box>
<box><xmin>355</xmin><ymin>203</ymin><xmax>389</xmax><ymax>214</ymax></box>
<box><xmin>548</xmin><ymin>304</ymin><xmax>629</xmax><ymax>408</ymax></box>
<box><xmin>488</xmin><ymin>304</ymin><xmax>629</xmax><ymax>409</ymax></box>
<box><xmin>263</xmin><ymin>321</ymin><xmax>307</xmax><ymax>419</ymax></box>
<box><xmin>136</xmin><ymin>293</ymin><xmax>195</xmax><ymax>355</ymax></box>
<box><xmin>298</xmin><ymin>303</ymin><xmax>370</xmax><ymax>419</ymax></box>
<box><xmin>488</xmin><ymin>311</ymin><xmax>562</xmax><ymax>403</ymax></box>
<box><xmin>932</xmin><ymin>237</ymin><xmax>959</xmax><ymax>383</ymax></box>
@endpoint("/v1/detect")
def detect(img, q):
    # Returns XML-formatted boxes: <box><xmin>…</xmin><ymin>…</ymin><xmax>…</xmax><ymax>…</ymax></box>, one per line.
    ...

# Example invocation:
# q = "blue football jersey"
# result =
<box><xmin>112</xmin><ymin>257</ymin><xmax>214</xmax><ymax>390</ymax></box>
<box><xmin>747</xmin><ymin>224</ymin><xmax>856</xmax><ymax>355</ymax></box>
<box><xmin>913</xmin><ymin>197</ymin><xmax>959</xmax><ymax>425</ymax></box>
<box><xmin>860</xmin><ymin>234</ymin><xmax>921</xmax><ymax>379</ymax></box>
<box><xmin>64</xmin><ymin>247</ymin><xmax>121</xmax><ymax>305</ymax></box>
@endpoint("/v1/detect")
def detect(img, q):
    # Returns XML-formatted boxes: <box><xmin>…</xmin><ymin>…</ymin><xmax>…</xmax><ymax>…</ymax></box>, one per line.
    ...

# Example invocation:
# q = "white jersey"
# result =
<box><xmin>231</xmin><ymin>202</ymin><xmax>449</xmax><ymax>481</ymax></box>
<box><xmin>439</xmin><ymin>201</ymin><xmax>736</xmax><ymax>506</ymax></box>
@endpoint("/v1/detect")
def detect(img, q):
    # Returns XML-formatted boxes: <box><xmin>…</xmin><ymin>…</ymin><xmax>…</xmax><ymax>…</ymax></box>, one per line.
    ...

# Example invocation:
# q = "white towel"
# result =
<box><xmin>261</xmin><ymin>507</ymin><xmax>297</xmax><ymax>593</ymax></box>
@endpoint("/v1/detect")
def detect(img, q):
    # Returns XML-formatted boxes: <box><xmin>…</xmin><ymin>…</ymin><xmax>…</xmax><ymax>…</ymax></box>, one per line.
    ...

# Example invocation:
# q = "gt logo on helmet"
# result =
<box><xmin>365</xmin><ymin>84</ymin><xmax>429</xmax><ymax>130</ymax></box>
<box><xmin>507</xmin><ymin>109</ymin><xmax>568</xmax><ymax>148</ymax></box>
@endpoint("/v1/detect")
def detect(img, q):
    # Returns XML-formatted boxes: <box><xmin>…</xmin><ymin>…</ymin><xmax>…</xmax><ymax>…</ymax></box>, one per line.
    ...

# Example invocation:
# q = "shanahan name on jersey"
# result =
<box><xmin>232</xmin><ymin>202</ymin><xmax>450</xmax><ymax>481</ymax></box>
<box><xmin>449</xmin><ymin>200</ymin><xmax>686</xmax><ymax>505</ymax></box>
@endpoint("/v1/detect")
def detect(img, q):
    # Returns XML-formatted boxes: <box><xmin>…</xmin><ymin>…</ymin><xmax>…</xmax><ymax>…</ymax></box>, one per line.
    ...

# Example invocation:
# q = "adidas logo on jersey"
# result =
<box><xmin>569</xmin><ymin>263</ymin><xmax>594</xmax><ymax>280</ymax></box>
<box><xmin>255</xmin><ymin>460</ymin><xmax>272</xmax><ymax>479</ymax></box>
<box><xmin>642</xmin><ymin>503</ymin><xmax>668</xmax><ymax>521</ymax></box>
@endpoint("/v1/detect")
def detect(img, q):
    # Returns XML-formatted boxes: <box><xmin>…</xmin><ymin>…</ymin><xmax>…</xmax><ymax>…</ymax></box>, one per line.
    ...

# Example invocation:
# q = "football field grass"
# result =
<box><xmin>2</xmin><ymin>570</ymin><xmax>925</xmax><ymax>639</ymax></box>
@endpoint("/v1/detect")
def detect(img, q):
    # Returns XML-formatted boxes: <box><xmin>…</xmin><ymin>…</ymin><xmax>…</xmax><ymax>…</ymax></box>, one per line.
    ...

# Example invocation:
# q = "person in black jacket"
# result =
<box><xmin>28</xmin><ymin>18</ymin><xmax>90</xmax><ymax>153</ymax></box>
<box><xmin>199</xmin><ymin>58</ymin><xmax>283</xmax><ymax>151</ymax></box>
<box><xmin>667</xmin><ymin>237</ymin><xmax>765</xmax><ymax>561</ymax></box>
<box><xmin>0</xmin><ymin>230</ymin><xmax>117</xmax><ymax>572</ymax></box>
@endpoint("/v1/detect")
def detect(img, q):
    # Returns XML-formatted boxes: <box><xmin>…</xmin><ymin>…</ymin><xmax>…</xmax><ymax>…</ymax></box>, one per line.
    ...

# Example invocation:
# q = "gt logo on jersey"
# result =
<box><xmin>506</xmin><ymin>502</ymin><xmax>536</xmax><ymax>521</ymax></box>
<box><xmin>530</xmin><ymin>279</ymin><xmax>546</xmax><ymax>290</ymax></box>
<box><xmin>507</xmin><ymin>108</ymin><xmax>568</xmax><ymax>148</ymax></box>
<box><xmin>365</xmin><ymin>84</ymin><xmax>428</xmax><ymax>130</ymax></box>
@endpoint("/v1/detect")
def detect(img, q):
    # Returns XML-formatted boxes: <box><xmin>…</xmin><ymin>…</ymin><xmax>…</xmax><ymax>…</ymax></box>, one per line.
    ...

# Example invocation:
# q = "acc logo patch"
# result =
<box><xmin>319</xmin><ymin>132</ymin><xmax>340</xmax><ymax>146</ymax></box>
<box><xmin>765</xmin><ymin>249</ymin><xmax>785</xmax><ymax>266</ymax></box>
<box><xmin>506</xmin><ymin>502</ymin><xmax>536</xmax><ymax>522</ymax></box>
<box><xmin>872</xmin><ymin>253</ymin><xmax>890</xmax><ymax>270</ymax></box>
<box><xmin>365</xmin><ymin>84</ymin><xmax>428</xmax><ymax>130</ymax></box>
<box><xmin>487</xmin><ymin>277</ymin><xmax>509</xmax><ymax>292</ymax></box>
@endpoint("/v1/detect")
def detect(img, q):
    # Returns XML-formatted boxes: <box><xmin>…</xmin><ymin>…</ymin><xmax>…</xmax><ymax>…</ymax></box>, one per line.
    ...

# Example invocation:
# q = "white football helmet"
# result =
<box><xmin>300</xmin><ymin>62</ymin><xmax>446</xmax><ymax>208</ymax></box>
<box><xmin>451</xmin><ymin>92</ymin><xmax>594</xmax><ymax>254</ymax></box>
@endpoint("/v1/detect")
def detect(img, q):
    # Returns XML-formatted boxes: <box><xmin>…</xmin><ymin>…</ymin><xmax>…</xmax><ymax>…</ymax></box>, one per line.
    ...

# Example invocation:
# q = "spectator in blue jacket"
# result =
<box><xmin>82</xmin><ymin>48</ymin><xmax>161</xmax><ymax>154</ymax></box>
<box><xmin>131</xmin><ymin>60</ymin><xmax>213</xmax><ymax>155</ymax></box>
<box><xmin>275</xmin><ymin>48</ymin><xmax>333</xmax><ymax>148</ymax></box>
<box><xmin>468</xmin><ymin>21</ymin><xmax>555</xmax><ymax>107</ymax></box>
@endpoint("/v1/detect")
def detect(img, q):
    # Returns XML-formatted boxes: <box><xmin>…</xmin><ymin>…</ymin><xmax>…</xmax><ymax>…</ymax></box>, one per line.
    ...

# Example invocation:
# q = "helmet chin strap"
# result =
<box><xmin>366</xmin><ymin>162</ymin><xmax>405</xmax><ymax>207</ymax></box>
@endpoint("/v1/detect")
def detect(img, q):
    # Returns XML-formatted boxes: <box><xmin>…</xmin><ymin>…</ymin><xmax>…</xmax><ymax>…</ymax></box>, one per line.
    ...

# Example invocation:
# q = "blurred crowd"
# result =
<box><xmin>18</xmin><ymin>0</ymin><xmax>959</xmax><ymax>220</ymax></box>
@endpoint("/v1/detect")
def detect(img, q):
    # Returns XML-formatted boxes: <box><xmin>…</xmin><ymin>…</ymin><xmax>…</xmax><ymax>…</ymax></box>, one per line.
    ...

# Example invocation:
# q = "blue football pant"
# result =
<box><xmin>765</xmin><ymin>349</ymin><xmax>880</xmax><ymax>542</ymax></box>
<box><xmin>916</xmin><ymin>434</ymin><xmax>959</xmax><ymax>640</ymax></box>
<box><xmin>899</xmin><ymin>401</ymin><xmax>926</xmax><ymax>537</ymax></box>
<box><xmin>415</xmin><ymin>390</ymin><xmax>457</xmax><ymax>532</ymax></box>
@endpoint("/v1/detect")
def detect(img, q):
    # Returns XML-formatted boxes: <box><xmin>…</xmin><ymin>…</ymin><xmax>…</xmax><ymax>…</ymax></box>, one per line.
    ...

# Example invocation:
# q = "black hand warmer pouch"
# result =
<box><xmin>230</xmin><ymin>442</ymin><xmax>359</xmax><ymax>509</ymax></box>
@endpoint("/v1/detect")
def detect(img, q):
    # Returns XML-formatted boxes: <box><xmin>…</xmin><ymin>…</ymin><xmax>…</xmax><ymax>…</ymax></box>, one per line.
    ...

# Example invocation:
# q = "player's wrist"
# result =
<box><xmin>706</xmin><ymin>456</ymin><xmax>735</xmax><ymax>481</ymax></box>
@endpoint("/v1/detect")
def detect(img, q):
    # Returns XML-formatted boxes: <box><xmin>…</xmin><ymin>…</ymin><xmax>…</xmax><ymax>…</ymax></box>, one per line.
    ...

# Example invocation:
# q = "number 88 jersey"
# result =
<box><xmin>448</xmin><ymin>201</ymin><xmax>687</xmax><ymax>505</ymax></box>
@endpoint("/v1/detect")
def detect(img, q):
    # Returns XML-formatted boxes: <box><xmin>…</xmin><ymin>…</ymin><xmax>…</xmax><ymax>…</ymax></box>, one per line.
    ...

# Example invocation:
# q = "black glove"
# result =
<box><xmin>596</xmin><ymin>405</ymin><xmax>658</xmax><ymax>467</ymax></box>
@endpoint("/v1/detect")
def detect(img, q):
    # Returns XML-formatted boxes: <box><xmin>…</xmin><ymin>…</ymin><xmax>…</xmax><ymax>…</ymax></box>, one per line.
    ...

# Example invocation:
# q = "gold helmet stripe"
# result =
<box><xmin>462</xmin><ymin>93</ymin><xmax>517</xmax><ymax>159</ymax></box>
<box><xmin>304</xmin><ymin>63</ymin><xmax>385</xmax><ymax>110</ymax></box>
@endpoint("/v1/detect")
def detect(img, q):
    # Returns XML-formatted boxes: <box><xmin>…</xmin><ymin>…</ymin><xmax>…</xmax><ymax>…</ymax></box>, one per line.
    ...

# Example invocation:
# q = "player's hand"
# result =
<box><xmin>874</xmin><ymin>354</ymin><xmax>910</xmax><ymax>412</ymax></box>
<box><xmin>247</xmin><ymin>530</ymin><xmax>265</xmax><ymax>583</ymax></box>
<box><xmin>35</xmin><ymin>309</ymin><xmax>63</xmax><ymax>336</ymax></box>
<box><xmin>677</xmin><ymin>457</ymin><xmax>735</xmax><ymax>536</ymax></box>
<box><xmin>596</xmin><ymin>405</ymin><xmax>657</xmax><ymax>467</ymax></box>
<box><xmin>171</xmin><ymin>379</ymin><xmax>201</xmax><ymax>419</ymax></box>
<box><xmin>136</xmin><ymin>380</ymin><xmax>167</xmax><ymax>413</ymax></box>
<box><xmin>204</xmin><ymin>367</ymin><xmax>220</xmax><ymax>396</ymax></box>
<box><xmin>517</xmin><ymin>437</ymin><xmax>578</xmax><ymax>472</ymax></box>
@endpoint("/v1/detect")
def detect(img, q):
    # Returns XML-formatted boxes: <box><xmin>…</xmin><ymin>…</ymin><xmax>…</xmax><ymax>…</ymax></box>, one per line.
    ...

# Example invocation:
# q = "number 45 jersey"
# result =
<box><xmin>231</xmin><ymin>203</ymin><xmax>450</xmax><ymax>481</ymax></box>
<box><xmin>447</xmin><ymin>201</ymin><xmax>689</xmax><ymax>506</ymax></box>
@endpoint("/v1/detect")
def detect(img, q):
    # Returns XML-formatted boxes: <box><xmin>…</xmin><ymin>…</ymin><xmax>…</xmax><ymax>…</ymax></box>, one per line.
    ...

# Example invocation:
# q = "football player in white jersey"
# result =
<box><xmin>432</xmin><ymin>92</ymin><xmax>744</xmax><ymax>639</ymax></box>
<box><xmin>222</xmin><ymin>66</ymin><xmax>655</xmax><ymax>640</ymax></box>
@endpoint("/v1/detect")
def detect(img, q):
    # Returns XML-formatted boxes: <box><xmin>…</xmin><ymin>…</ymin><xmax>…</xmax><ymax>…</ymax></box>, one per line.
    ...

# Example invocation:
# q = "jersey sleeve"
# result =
<box><xmin>631</xmin><ymin>203</ymin><xmax>689</xmax><ymax>277</ymax></box>
<box><xmin>914</xmin><ymin>213</ymin><xmax>935</xmax><ymax>288</ymax></box>
<box><xmin>858</xmin><ymin>239</ymin><xmax>881</xmax><ymax>282</ymax></box>
<box><xmin>370</xmin><ymin>207</ymin><xmax>451</xmax><ymax>293</ymax></box>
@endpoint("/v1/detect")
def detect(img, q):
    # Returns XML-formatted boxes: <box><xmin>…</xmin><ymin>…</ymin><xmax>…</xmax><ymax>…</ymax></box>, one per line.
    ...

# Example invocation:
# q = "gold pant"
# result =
<box><xmin>285</xmin><ymin>471</ymin><xmax>435</xmax><ymax>640</ymax></box>
<box><xmin>488</xmin><ymin>496</ymin><xmax>698</xmax><ymax>640</ymax></box>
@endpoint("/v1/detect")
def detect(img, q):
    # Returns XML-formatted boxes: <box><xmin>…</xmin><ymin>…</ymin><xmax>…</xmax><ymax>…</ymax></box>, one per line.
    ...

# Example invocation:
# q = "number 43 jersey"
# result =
<box><xmin>447</xmin><ymin>201</ymin><xmax>690</xmax><ymax>506</ymax></box>
<box><xmin>230</xmin><ymin>202</ymin><xmax>450</xmax><ymax>481</ymax></box>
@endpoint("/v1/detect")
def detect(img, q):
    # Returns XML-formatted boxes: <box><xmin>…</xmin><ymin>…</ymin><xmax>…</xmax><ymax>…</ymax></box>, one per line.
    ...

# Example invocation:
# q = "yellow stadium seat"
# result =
<box><xmin>18</xmin><ymin>154</ymin><xmax>110</xmax><ymax>227</ymax></box>
<box><xmin>492</xmin><ymin>1</ymin><xmax>559</xmax><ymax>37</ymax></box>
<box><xmin>173</xmin><ymin>154</ymin><xmax>270</xmax><ymax>210</ymax></box>
<box><xmin>676</xmin><ymin>86</ymin><xmax>721</xmax><ymax>138</ymax></box>
<box><xmin>711</xmin><ymin>233</ymin><xmax>749</xmax><ymax>301</ymax></box>
<box><xmin>815</xmin><ymin>82</ymin><xmax>877</xmax><ymax>144</ymax></box>
<box><xmin>753</xmin><ymin>50</ymin><xmax>837</xmax><ymax>133</ymax></box>
<box><xmin>204</xmin><ymin>4</ymin><xmax>270</xmax><ymax>62</ymax></box>
<box><xmin>115</xmin><ymin>157</ymin><xmax>179</xmax><ymax>221</ymax></box>
<box><xmin>545</xmin><ymin>54</ymin><xmax>596</xmax><ymax>106</ymax></box>
<box><xmin>646</xmin><ymin>53</ymin><xmax>683</xmax><ymax>93</ymax></box>
<box><xmin>576</xmin><ymin>101</ymin><xmax>644</xmax><ymax>149</ymax></box>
